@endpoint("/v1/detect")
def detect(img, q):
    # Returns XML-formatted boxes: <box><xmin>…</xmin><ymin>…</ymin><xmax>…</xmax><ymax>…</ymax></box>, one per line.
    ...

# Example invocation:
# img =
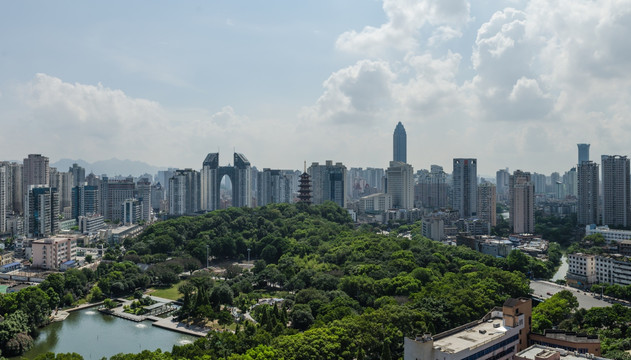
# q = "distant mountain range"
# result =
<box><xmin>51</xmin><ymin>158</ymin><xmax>170</xmax><ymax>177</ymax></box>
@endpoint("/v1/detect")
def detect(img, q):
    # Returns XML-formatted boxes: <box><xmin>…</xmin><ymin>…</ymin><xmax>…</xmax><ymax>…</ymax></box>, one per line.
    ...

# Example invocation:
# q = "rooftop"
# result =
<box><xmin>433</xmin><ymin>316</ymin><xmax>508</xmax><ymax>354</ymax></box>
<box><xmin>517</xmin><ymin>345</ymin><xmax>608</xmax><ymax>360</ymax></box>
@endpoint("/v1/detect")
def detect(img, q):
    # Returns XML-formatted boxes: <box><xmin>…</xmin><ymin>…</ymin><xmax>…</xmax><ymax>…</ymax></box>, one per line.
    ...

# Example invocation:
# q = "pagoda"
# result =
<box><xmin>297</xmin><ymin>161</ymin><xmax>312</xmax><ymax>205</ymax></box>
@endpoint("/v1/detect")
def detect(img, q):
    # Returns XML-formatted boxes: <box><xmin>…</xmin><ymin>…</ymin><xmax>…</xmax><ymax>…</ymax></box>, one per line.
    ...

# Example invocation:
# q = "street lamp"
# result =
<box><xmin>206</xmin><ymin>245</ymin><xmax>209</xmax><ymax>269</ymax></box>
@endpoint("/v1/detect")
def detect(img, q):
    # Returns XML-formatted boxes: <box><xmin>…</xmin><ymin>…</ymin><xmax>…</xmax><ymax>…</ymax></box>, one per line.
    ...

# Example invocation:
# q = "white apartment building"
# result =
<box><xmin>358</xmin><ymin>193</ymin><xmax>392</xmax><ymax>213</ymax></box>
<box><xmin>567</xmin><ymin>253</ymin><xmax>631</xmax><ymax>287</ymax></box>
<box><xmin>585</xmin><ymin>225</ymin><xmax>631</xmax><ymax>243</ymax></box>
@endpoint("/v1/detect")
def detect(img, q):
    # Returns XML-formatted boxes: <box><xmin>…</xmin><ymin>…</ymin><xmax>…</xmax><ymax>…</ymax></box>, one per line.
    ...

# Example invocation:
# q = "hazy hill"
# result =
<box><xmin>51</xmin><ymin>158</ymin><xmax>170</xmax><ymax>177</ymax></box>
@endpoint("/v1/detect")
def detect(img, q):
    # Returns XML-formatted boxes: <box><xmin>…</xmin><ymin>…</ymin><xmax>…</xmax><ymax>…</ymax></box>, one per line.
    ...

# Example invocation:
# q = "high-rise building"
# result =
<box><xmin>257</xmin><ymin>169</ymin><xmax>291</xmax><ymax>206</ymax></box>
<box><xmin>151</xmin><ymin>183</ymin><xmax>165</xmax><ymax>212</ymax></box>
<box><xmin>452</xmin><ymin>158</ymin><xmax>477</xmax><ymax>218</ymax></box>
<box><xmin>308</xmin><ymin>161</ymin><xmax>347</xmax><ymax>208</ymax></box>
<box><xmin>601</xmin><ymin>155</ymin><xmax>631</xmax><ymax>227</ymax></box>
<box><xmin>509</xmin><ymin>170</ymin><xmax>534</xmax><ymax>234</ymax></box>
<box><xmin>100</xmin><ymin>177</ymin><xmax>136</xmax><ymax>222</ymax></box>
<box><xmin>563</xmin><ymin>167</ymin><xmax>578</xmax><ymax>197</ymax></box>
<box><xmin>23</xmin><ymin>154</ymin><xmax>49</xmax><ymax>195</ymax></box>
<box><xmin>69</xmin><ymin>163</ymin><xmax>85</xmax><ymax>187</ymax></box>
<box><xmin>577</xmin><ymin>161</ymin><xmax>599</xmax><ymax>225</ymax></box>
<box><xmin>136</xmin><ymin>179</ymin><xmax>152</xmax><ymax>223</ymax></box>
<box><xmin>169</xmin><ymin>169</ymin><xmax>201</xmax><ymax>215</ymax></box>
<box><xmin>386</xmin><ymin>161</ymin><xmax>414</xmax><ymax>209</ymax></box>
<box><xmin>201</xmin><ymin>153</ymin><xmax>251</xmax><ymax>211</ymax></box>
<box><xmin>122</xmin><ymin>198</ymin><xmax>142</xmax><ymax>225</ymax></box>
<box><xmin>72</xmin><ymin>185</ymin><xmax>99</xmax><ymax>220</ymax></box>
<box><xmin>496</xmin><ymin>168</ymin><xmax>510</xmax><ymax>201</ymax></box>
<box><xmin>393</xmin><ymin>122</ymin><xmax>407</xmax><ymax>163</ymax></box>
<box><xmin>532</xmin><ymin>173</ymin><xmax>547</xmax><ymax>194</ymax></box>
<box><xmin>25</xmin><ymin>185</ymin><xmax>59</xmax><ymax>237</ymax></box>
<box><xmin>0</xmin><ymin>167</ymin><xmax>6</xmax><ymax>233</ymax></box>
<box><xmin>477</xmin><ymin>182</ymin><xmax>497</xmax><ymax>227</ymax></box>
<box><xmin>415</xmin><ymin>165</ymin><xmax>448</xmax><ymax>209</ymax></box>
<box><xmin>578</xmin><ymin>143</ymin><xmax>590</xmax><ymax>165</ymax></box>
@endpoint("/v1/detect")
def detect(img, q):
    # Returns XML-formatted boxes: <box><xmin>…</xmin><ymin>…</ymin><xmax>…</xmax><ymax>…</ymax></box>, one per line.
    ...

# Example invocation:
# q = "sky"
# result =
<box><xmin>1</xmin><ymin>0</ymin><xmax>631</xmax><ymax>177</ymax></box>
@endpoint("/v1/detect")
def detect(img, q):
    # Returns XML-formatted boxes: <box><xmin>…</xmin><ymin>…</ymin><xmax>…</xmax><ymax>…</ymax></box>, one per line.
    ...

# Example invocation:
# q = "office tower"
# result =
<box><xmin>122</xmin><ymin>198</ymin><xmax>142</xmax><ymax>225</ymax></box>
<box><xmin>509</xmin><ymin>170</ymin><xmax>534</xmax><ymax>234</ymax></box>
<box><xmin>416</xmin><ymin>165</ymin><xmax>448</xmax><ymax>209</ymax></box>
<box><xmin>157</xmin><ymin>169</ymin><xmax>176</xmax><ymax>196</ymax></box>
<box><xmin>201</xmin><ymin>153</ymin><xmax>252</xmax><ymax>211</ymax></box>
<box><xmin>23</xmin><ymin>154</ymin><xmax>49</xmax><ymax>198</ymax></box>
<box><xmin>452</xmin><ymin>158</ymin><xmax>477</xmax><ymax>218</ymax></box>
<box><xmin>136</xmin><ymin>179</ymin><xmax>152</xmax><ymax>223</ymax></box>
<box><xmin>601</xmin><ymin>155</ymin><xmax>631</xmax><ymax>227</ymax></box>
<box><xmin>257</xmin><ymin>169</ymin><xmax>291</xmax><ymax>206</ymax></box>
<box><xmin>72</xmin><ymin>185</ymin><xmax>99</xmax><ymax>219</ymax></box>
<box><xmin>169</xmin><ymin>169</ymin><xmax>201</xmax><ymax>215</ymax></box>
<box><xmin>548</xmin><ymin>172</ymin><xmax>561</xmax><ymax>193</ymax></box>
<box><xmin>578</xmin><ymin>143</ymin><xmax>590</xmax><ymax>165</ymax></box>
<box><xmin>0</xmin><ymin>167</ymin><xmax>6</xmax><ymax>233</ymax></box>
<box><xmin>496</xmin><ymin>168</ymin><xmax>510</xmax><ymax>201</ymax></box>
<box><xmin>308</xmin><ymin>160</ymin><xmax>347</xmax><ymax>208</ymax></box>
<box><xmin>477</xmin><ymin>182</ymin><xmax>497</xmax><ymax>227</ymax></box>
<box><xmin>577</xmin><ymin>161</ymin><xmax>599</xmax><ymax>225</ymax></box>
<box><xmin>151</xmin><ymin>183</ymin><xmax>165</xmax><ymax>212</ymax></box>
<box><xmin>50</xmin><ymin>169</ymin><xmax>73</xmax><ymax>217</ymax></box>
<box><xmin>100</xmin><ymin>177</ymin><xmax>136</xmax><ymax>221</ymax></box>
<box><xmin>25</xmin><ymin>185</ymin><xmax>59</xmax><ymax>237</ymax></box>
<box><xmin>86</xmin><ymin>173</ymin><xmax>100</xmax><ymax>187</ymax></box>
<box><xmin>69</xmin><ymin>163</ymin><xmax>85</xmax><ymax>187</ymax></box>
<box><xmin>393</xmin><ymin>122</ymin><xmax>407</xmax><ymax>163</ymax></box>
<box><xmin>563</xmin><ymin>168</ymin><xmax>578</xmax><ymax>197</ymax></box>
<box><xmin>386</xmin><ymin>161</ymin><xmax>414</xmax><ymax>209</ymax></box>
<box><xmin>532</xmin><ymin>173</ymin><xmax>547</xmax><ymax>194</ymax></box>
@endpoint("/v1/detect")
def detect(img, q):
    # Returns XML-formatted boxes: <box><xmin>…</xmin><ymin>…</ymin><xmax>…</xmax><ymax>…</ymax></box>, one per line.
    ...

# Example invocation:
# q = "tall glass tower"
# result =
<box><xmin>393</xmin><ymin>122</ymin><xmax>407</xmax><ymax>163</ymax></box>
<box><xmin>577</xmin><ymin>143</ymin><xmax>590</xmax><ymax>165</ymax></box>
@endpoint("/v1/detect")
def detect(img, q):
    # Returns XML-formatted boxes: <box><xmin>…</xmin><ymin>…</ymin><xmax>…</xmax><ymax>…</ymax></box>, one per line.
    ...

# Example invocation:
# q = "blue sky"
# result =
<box><xmin>2</xmin><ymin>0</ymin><xmax>631</xmax><ymax>176</ymax></box>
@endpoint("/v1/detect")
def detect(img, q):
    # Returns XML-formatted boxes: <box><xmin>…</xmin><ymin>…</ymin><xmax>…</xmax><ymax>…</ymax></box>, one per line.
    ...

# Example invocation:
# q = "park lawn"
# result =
<box><xmin>149</xmin><ymin>280</ymin><xmax>185</xmax><ymax>301</ymax></box>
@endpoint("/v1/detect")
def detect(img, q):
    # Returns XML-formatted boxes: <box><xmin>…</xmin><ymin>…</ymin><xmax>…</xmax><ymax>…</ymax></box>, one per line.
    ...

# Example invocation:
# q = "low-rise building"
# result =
<box><xmin>566</xmin><ymin>253</ymin><xmax>597</xmax><ymax>288</ymax></box>
<box><xmin>78</xmin><ymin>214</ymin><xmax>106</xmax><ymax>234</ymax></box>
<box><xmin>31</xmin><ymin>237</ymin><xmax>77</xmax><ymax>270</ymax></box>
<box><xmin>585</xmin><ymin>224</ymin><xmax>631</xmax><ymax>243</ymax></box>
<box><xmin>358</xmin><ymin>193</ymin><xmax>392</xmax><ymax>214</ymax></box>
<box><xmin>108</xmin><ymin>225</ymin><xmax>143</xmax><ymax>244</ymax></box>
<box><xmin>515</xmin><ymin>345</ymin><xmax>610</xmax><ymax>360</ymax></box>
<box><xmin>404</xmin><ymin>298</ymin><xmax>532</xmax><ymax>360</ymax></box>
<box><xmin>529</xmin><ymin>330</ymin><xmax>601</xmax><ymax>355</ymax></box>
<box><xmin>567</xmin><ymin>253</ymin><xmax>631</xmax><ymax>287</ymax></box>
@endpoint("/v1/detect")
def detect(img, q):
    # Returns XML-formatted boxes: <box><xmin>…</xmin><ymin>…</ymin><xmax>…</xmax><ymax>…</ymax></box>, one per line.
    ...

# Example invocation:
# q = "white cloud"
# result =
<box><xmin>336</xmin><ymin>0</ymin><xmax>470</xmax><ymax>55</ymax></box>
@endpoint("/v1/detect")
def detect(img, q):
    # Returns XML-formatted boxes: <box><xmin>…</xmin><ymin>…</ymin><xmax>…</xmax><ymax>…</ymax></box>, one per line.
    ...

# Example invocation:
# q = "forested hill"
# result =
<box><xmin>118</xmin><ymin>202</ymin><xmax>530</xmax><ymax>360</ymax></box>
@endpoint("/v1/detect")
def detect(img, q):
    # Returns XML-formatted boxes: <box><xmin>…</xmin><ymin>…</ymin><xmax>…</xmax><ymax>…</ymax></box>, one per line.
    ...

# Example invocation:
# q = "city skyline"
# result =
<box><xmin>2</xmin><ymin>1</ymin><xmax>631</xmax><ymax>175</ymax></box>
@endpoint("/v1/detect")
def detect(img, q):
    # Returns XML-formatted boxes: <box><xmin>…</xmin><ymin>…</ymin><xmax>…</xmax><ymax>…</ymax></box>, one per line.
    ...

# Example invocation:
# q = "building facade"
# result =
<box><xmin>31</xmin><ymin>237</ymin><xmax>77</xmax><ymax>270</ymax></box>
<box><xmin>478</xmin><ymin>182</ymin><xmax>497</xmax><ymax>227</ymax></box>
<box><xmin>169</xmin><ymin>169</ymin><xmax>201</xmax><ymax>215</ymax></box>
<box><xmin>393</xmin><ymin>121</ymin><xmax>407</xmax><ymax>163</ymax></box>
<box><xmin>452</xmin><ymin>158</ymin><xmax>477</xmax><ymax>218</ymax></box>
<box><xmin>601</xmin><ymin>155</ymin><xmax>630</xmax><ymax>227</ymax></box>
<box><xmin>577</xmin><ymin>161</ymin><xmax>599</xmax><ymax>225</ymax></box>
<box><xmin>578</xmin><ymin>143</ymin><xmax>590</xmax><ymax>165</ymax></box>
<box><xmin>386</xmin><ymin>161</ymin><xmax>414</xmax><ymax>209</ymax></box>
<box><xmin>308</xmin><ymin>161</ymin><xmax>347</xmax><ymax>208</ymax></box>
<box><xmin>25</xmin><ymin>186</ymin><xmax>59</xmax><ymax>238</ymax></box>
<box><xmin>509</xmin><ymin>170</ymin><xmax>535</xmax><ymax>234</ymax></box>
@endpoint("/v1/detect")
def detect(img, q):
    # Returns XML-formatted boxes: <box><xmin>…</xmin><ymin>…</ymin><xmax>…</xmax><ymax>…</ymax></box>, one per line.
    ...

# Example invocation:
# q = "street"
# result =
<box><xmin>530</xmin><ymin>280</ymin><xmax>612</xmax><ymax>309</ymax></box>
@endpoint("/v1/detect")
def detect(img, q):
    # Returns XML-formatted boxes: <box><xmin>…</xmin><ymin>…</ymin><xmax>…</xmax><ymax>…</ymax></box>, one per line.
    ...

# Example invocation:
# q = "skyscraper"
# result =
<box><xmin>578</xmin><ymin>143</ymin><xmax>590</xmax><ymax>165</ymax></box>
<box><xmin>99</xmin><ymin>177</ymin><xmax>136</xmax><ymax>221</ymax></box>
<box><xmin>23</xmin><ymin>154</ymin><xmax>49</xmax><ymax>194</ymax></box>
<box><xmin>169</xmin><ymin>169</ymin><xmax>201</xmax><ymax>215</ymax></box>
<box><xmin>495</xmin><ymin>168</ymin><xmax>510</xmax><ymax>201</ymax></box>
<box><xmin>386</xmin><ymin>161</ymin><xmax>414</xmax><ymax>209</ymax></box>
<box><xmin>416</xmin><ymin>165</ymin><xmax>448</xmax><ymax>209</ymax></box>
<box><xmin>509</xmin><ymin>170</ymin><xmax>534</xmax><ymax>234</ymax></box>
<box><xmin>601</xmin><ymin>155</ymin><xmax>630</xmax><ymax>227</ymax></box>
<box><xmin>452</xmin><ymin>158</ymin><xmax>477</xmax><ymax>218</ymax></box>
<box><xmin>0</xmin><ymin>167</ymin><xmax>6</xmax><ymax>233</ymax></box>
<box><xmin>393</xmin><ymin>122</ymin><xmax>407</xmax><ymax>163</ymax></box>
<box><xmin>25</xmin><ymin>185</ymin><xmax>59</xmax><ymax>237</ymax></box>
<box><xmin>136</xmin><ymin>179</ymin><xmax>152</xmax><ymax>223</ymax></box>
<box><xmin>477</xmin><ymin>182</ymin><xmax>497</xmax><ymax>227</ymax></box>
<box><xmin>577</xmin><ymin>161</ymin><xmax>599</xmax><ymax>225</ymax></box>
<box><xmin>308</xmin><ymin>161</ymin><xmax>347</xmax><ymax>208</ymax></box>
<box><xmin>69</xmin><ymin>163</ymin><xmax>85</xmax><ymax>187</ymax></box>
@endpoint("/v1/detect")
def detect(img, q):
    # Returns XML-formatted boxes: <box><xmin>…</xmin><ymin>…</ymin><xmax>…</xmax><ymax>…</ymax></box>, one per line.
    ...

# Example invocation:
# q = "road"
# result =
<box><xmin>530</xmin><ymin>280</ymin><xmax>611</xmax><ymax>309</ymax></box>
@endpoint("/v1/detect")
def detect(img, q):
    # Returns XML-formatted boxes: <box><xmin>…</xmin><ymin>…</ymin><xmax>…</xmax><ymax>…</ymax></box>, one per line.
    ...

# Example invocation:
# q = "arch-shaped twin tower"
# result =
<box><xmin>201</xmin><ymin>152</ymin><xmax>252</xmax><ymax>211</ymax></box>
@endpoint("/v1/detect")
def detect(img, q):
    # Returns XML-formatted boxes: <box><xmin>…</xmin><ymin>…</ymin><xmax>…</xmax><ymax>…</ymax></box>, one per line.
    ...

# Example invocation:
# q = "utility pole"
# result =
<box><xmin>206</xmin><ymin>245</ymin><xmax>209</xmax><ymax>269</ymax></box>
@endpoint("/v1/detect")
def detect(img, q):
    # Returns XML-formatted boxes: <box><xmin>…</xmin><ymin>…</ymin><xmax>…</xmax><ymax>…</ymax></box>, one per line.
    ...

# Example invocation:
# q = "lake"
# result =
<box><xmin>14</xmin><ymin>308</ymin><xmax>197</xmax><ymax>359</ymax></box>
